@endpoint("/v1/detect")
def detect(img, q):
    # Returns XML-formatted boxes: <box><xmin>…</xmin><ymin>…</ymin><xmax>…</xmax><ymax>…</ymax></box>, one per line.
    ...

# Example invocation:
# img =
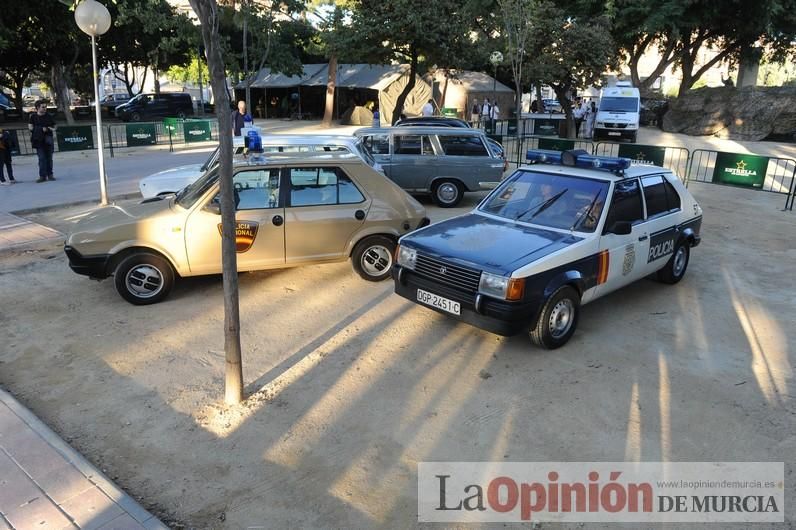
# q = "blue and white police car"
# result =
<box><xmin>392</xmin><ymin>149</ymin><xmax>703</xmax><ymax>349</ymax></box>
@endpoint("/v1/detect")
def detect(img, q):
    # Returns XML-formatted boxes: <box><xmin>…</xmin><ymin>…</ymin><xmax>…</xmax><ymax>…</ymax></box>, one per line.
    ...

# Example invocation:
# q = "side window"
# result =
<box><xmin>213</xmin><ymin>169</ymin><xmax>280</xmax><ymax>210</ymax></box>
<box><xmin>641</xmin><ymin>175</ymin><xmax>669</xmax><ymax>217</ymax></box>
<box><xmin>438</xmin><ymin>135</ymin><xmax>489</xmax><ymax>156</ymax></box>
<box><xmin>362</xmin><ymin>134</ymin><xmax>389</xmax><ymax>155</ymax></box>
<box><xmin>604</xmin><ymin>179</ymin><xmax>644</xmax><ymax>229</ymax></box>
<box><xmin>663</xmin><ymin>178</ymin><xmax>681</xmax><ymax>211</ymax></box>
<box><xmin>289</xmin><ymin>167</ymin><xmax>365</xmax><ymax>206</ymax></box>
<box><xmin>395</xmin><ymin>135</ymin><xmax>434</xmax><ymax>155</ymax></box>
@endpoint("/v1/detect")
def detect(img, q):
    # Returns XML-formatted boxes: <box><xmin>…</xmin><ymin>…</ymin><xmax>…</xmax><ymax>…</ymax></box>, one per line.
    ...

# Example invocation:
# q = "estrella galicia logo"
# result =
<box><xmin>647</xmin><ymin>228</ymin><xmax>676</xmax><ymax>263</ymax></box>
<box><xmin>217</xmin><ymin>221</ymin><xmax>259</xmax><ymax>252</ymax></box>
<box><xmin>65</xmin><ymin>131</ymin><xmax>88</xmax><ymax>144</ymax></box>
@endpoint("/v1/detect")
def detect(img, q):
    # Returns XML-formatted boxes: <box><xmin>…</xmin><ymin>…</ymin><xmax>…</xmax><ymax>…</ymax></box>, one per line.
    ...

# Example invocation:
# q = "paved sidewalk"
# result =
<box><xmin>0</xmin><ymin>213</ymin><xmax>62</xmax><ymax>251</ymax></box>
<box><xmin>0</xmin><ymin>388</ymin><xmax>167</xmax><ymax>530</ymax></box>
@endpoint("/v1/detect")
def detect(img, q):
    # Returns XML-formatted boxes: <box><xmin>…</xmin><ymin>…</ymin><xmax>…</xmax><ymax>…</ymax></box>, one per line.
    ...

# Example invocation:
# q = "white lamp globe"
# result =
<box><xmin>489</xmin><ymin>51</ymin><xmax>504</xmax><ymax>66</ymax></box>
<box><xmin>75</xmin><ymin>0</ymin><xmax>111</xmax><ymax>37</ymax></box>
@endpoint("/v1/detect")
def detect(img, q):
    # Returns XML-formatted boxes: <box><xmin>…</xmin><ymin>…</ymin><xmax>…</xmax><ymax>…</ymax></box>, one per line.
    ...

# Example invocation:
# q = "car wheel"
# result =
<box><xmin>629</xmin><ymin>132</ymin><xmax>637</xmax><ymax>143</ymax></box>
<box><xmin>432</xmin><ymin>179</ymin><xmax>463</xmax><ymax>208</ymax></box>
<box><xmin>530</xmin><ymin>286</ymin><xmax>580</xmax><ymax>349</ymax></box>
<box><xmin>114</xmin><ymin>252</ymin><xmax>175</xmax><ymax>305</ymax></box>
<box><xmin>130</xmin><ymin>112</ymin><xmax>141</xmax><ymax>122</ymax></box>
<box><xmin>351</xmin><ymin>235</ymin><xmax>396</xmax><ymax>282</ymax></box>
<box><xmin>657</xmin><ymin>241</ymin><xmax>689</xmax><ymax>284</ymax></box>
<box><xmin>177</xmin><ymin>111</ymin><xmax>186</xmax><ymax>119</ymax></box>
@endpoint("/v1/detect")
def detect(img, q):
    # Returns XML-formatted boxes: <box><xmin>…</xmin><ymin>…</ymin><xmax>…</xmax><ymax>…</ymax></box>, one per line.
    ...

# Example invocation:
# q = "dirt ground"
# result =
<box><xmin>0</xmin><ymin>182</ymin><xmax>794</xmax><ymax>528</ymax></box>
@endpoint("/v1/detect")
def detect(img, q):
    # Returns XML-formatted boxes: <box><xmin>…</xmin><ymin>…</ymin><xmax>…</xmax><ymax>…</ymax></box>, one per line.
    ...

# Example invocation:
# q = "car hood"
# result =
<box><xmin>402</xmin><ymin>213</ymin><xmax>582</xmax><ymax>275</ymax></box>
<box><xmin>143</xmin><ymin>164</ymin><xmax>204</xmax><ymax>181</ymax></box>
<box><xmin>67</xmin><ymin>200</ymin><xmax>176</xmax><ymax>244</ymax></box>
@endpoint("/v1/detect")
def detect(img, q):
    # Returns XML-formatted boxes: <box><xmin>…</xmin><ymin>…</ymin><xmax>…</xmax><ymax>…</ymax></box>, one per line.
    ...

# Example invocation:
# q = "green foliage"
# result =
<box><xmin>167</xmin><ymin>57</ymin><xmax>209</xmax><ymax>87</ymax></box>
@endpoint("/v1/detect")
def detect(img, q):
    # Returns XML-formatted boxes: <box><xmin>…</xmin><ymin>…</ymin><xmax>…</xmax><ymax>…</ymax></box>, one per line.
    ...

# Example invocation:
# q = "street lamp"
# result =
<box><xmin>489</xmin><ymin>51</ymin><xmax>503</xmax><ymax>132</ymax></box>
<box><xmin>75</xmin><ymin>0</ymin><xmax>112</xmax><ymax>206</ymax></box>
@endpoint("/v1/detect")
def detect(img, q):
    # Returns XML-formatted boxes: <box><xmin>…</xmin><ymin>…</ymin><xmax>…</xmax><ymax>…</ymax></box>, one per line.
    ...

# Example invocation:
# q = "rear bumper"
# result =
<box><xmin>64</xmin><ymin>246</ymin><xmax>111</xmax><ymax>279</ymax></box>
<box><xmin>392</xmin><ymin>265</ymin><xmax>540</xmax><ymax>336</ymax></box>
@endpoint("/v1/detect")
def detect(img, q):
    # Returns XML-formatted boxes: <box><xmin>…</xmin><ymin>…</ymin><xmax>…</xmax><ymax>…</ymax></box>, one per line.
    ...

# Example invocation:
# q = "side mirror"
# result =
<box><xmin>607</xmin><ymin>220</ymin><xmax>632</xmax><ymax>235</ymax></box>
<box><xmin>204</xmin><ymin>201</ymin><xmax>221</xmax><ymax>215</ymax></box>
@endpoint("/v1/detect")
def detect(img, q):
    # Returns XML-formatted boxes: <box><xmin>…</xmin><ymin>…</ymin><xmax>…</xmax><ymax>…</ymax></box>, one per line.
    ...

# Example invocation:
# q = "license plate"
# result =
<box><xmin>608</xmin><ymin>131</ymin><xmax>621</xmax><ymax>136</ymax></box>
<box><xmin>417</xmin><ymin>289</ymin><xmax>461</xmax><ymax>315</ymax></box>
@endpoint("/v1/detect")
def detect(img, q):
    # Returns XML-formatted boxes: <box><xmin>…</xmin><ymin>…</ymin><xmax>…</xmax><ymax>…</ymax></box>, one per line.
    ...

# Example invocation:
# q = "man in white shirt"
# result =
<box><xmin>421</xmin><ymin>99</ymin><xmax>434</xmax><ymax>117</ymax></box>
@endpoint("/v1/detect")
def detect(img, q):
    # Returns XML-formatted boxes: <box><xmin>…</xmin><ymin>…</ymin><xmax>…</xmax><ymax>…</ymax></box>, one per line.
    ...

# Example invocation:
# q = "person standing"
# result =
<box><xmin>28</xmin><ymin>101</ymin><xmax>56</xmax><ymax>183</ymax></box>
<box><xmin>421</xmin><ymin>99</ymin><xmax>434</xmax><ymax>117</ymax></box>
<box><xmin>573</xmin><ymin>97</ymin><xmax>585</xmax><ymax>137</ymax></box>
<box><xmin>231</xmin><ymin>100</ymin><xmax>252</xmax><ymax>137</ymax></box>
<box><xmin>481</xmin><ymin>98</ymin><xmax>491</xmax><ymax>130</ymax></box>
<box><xmin>583</xmin><ymin>101</ymin><xmax>597</xmax><ymax>139</ymax></box>
<box><xmin>0</xmin><ymin>128</ymin><xmax>17</xmax><ymax>185</ymax></box>
<box><xmin>471</xmin><ymin>98</ymin><xmax>480</xmax><ymax>127</ymax></box>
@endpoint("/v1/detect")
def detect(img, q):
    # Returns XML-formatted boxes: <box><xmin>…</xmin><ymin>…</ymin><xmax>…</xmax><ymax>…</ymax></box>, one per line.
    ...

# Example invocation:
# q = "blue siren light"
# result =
<box><xmin>526</xmin><ymin>149</ymin><xmax>631</xmax><ymax>172</ymax></box>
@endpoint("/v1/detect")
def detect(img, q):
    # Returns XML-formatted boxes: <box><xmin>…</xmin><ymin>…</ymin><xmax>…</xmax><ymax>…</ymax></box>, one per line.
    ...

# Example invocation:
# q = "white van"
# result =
<box><xmin>593</xmin><ymin>82</ymin><xmax>641</xmax><ymax>142</ymax></box>
<box><xmin>138</xmin><ymin>134</ymin><xmax>382</xmax><ymax>198</ymax></box>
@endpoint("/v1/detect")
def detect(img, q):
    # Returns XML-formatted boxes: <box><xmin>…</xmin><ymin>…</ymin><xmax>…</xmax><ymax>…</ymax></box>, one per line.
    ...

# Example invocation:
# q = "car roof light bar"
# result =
<box><xmin>526</xmin><ymin>149</ymin><xmax>631</xmax><ymax>173</ymax></box>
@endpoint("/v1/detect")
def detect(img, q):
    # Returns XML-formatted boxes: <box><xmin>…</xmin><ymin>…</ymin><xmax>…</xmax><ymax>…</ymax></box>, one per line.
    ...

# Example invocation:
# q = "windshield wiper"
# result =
<box><xmin>515</xmin><ymin>189</ymin><xmax>568</xmax><ymax>221</ymax></box>
<box><xmin>571</xmin><ymin>193</ymin><xmax>601</xmax><ymax>231</ymax></box>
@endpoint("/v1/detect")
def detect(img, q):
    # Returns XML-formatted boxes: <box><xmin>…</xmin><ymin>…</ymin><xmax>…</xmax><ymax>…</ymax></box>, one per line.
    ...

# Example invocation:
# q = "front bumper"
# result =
<box><xmin>64</xmin><ymin>246</ymin><xmax>111</xmax><ymax>279</ymax></box>
<box><xmin>392</xmin><ymin>265</ymin><xmax>540</xmax><ymax>336</ymax></box>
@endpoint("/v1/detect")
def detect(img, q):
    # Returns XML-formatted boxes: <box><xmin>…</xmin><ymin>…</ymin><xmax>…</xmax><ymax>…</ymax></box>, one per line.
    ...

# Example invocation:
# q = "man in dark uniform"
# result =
<box><xmin>28</xmin><ymin>101</ymin><xmax>56</xmax><ymax>182</ymax></box>
<box><xmin>231</xmin><ymin>100</ymin><xmax>251</xmax><ymax>136</ymax></box>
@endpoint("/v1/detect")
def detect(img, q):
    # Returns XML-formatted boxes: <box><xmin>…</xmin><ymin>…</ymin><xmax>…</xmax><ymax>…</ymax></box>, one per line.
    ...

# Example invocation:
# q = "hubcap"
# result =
<box><xmin>437</xmin><ymin>183</ymin><xmax>458</xmax><ymax>203</ymax></box>
<box><xmin>673</xmin><ymin>246</ymin><xmax>687</xmax><ymax>276</ymax></box>
<box><xmin>548</xmin><ymin>299</ymin><xmax>575</xmax><ymax>339</ymax></box>
<box><xmin>361</xmin><ymin>245</ymin><xmax>392</xmax><ymax>277</ymax></box>
<box><xmin>125</xmin><ymin>264</ymin><xmax>164</xmax><ymax>299</ymax></box>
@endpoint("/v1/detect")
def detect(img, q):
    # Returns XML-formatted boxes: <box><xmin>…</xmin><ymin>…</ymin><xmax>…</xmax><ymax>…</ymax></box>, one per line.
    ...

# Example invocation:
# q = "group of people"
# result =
<box><xmin>469</xmin><ymin>98</ymin><xmax>499</xmax><ymax>128</ymax></box>
<box><xmin>0</xmin><ymin>100</ymin><xmax>57</xmax><ymax>186</ymax></box>
<box><xmin>572</xmin><ymin>97</ymin><xmax>598</xmax><ymax>139</ymax></box>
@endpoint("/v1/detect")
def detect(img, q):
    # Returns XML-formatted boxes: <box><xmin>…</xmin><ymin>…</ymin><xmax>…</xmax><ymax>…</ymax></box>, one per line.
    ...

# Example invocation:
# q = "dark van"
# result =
<box><xmin>115</xmin><ymin>93</ymin><xmax>193</xmax><ymax>122</ymax></box>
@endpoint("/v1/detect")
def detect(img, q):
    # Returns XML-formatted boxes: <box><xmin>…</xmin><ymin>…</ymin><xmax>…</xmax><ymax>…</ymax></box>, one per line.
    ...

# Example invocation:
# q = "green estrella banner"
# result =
<box><xmin>537</xmin><ymin>138</ymin><xmax>574</xmax><ymax>152</ymax></box>
<box><xmin>56</xmin><ymin>125</ymin><xmax>93</xmax><ymax>151</ymax></box>
<box><xmin>162</xmin><ymin>117</ymin><xmax>180</xmax><ymax>137</ymax></box>
<box><xmin>712</xmin><ymin>152</ymin><xmax>768</xmax><ymax>188</ymax></box>
<box><xmin>183</xmin><ymin>120</ymin><xmax>211</xmax><ymax>142</ymax></box>
<box><xmin>618</xmin><ymin>144</ymin><xmax>666</xmax><ymax>167</ymax></box>
<box><xmin>126</xmin><ymin>123</ymin><xmax>157</xmax><ymax>146</ymax></box>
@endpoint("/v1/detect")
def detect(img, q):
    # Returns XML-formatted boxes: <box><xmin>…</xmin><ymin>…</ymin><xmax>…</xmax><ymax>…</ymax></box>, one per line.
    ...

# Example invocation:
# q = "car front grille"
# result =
<box><xmin>414</xmin><ymin>253</ymin><xmax>481</xmax><ymax>293</ymax></box>
<box><xmin>605</xmin><ymin>123</ymin><xmax>628</xmax><ymax>129</ymax></box>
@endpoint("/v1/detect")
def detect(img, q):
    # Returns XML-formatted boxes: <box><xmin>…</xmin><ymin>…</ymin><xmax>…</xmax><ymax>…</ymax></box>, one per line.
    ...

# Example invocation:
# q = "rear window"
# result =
<box><xmin>395</xmin><ymin>135</ymin><xmax>434</xmax><ymax>155</ymax></box>
<box><xmin>438</xmin><ymin>135</ymin><xmax>489</xmax><ymax>156</ymax></box>
<box><xmin>641</xmin><ymin>176</ymin><xmax>669</xmax><ymax>217</ymax></box>
<box><xmin>289</xmin><ymin>167</ymin><xmax>365</xmax><ymax>206</ymax></box>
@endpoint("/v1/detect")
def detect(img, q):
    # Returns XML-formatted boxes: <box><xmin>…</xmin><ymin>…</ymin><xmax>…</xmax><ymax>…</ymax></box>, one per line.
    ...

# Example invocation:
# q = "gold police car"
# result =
<box><xmin>64</xmin><ymin>152</ymin><xmax>428</xmax><ymax>304</ymax></box>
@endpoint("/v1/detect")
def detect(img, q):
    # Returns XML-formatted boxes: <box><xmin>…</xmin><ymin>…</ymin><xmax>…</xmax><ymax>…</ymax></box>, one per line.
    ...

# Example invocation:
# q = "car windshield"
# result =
<box><xmin>201</xmin><ymin>146</ymin><xmax>220</xmax><ymax>171</ymax></box>
<box><xmin>353</xmin><ymin>138</ymin><xmax>377</xmax><ymax>167</ymax></box>
<box><xmin>176</xmin><ymin>166</ymin><xmax>219</xmax><ymax>209</ymax></box>
<box><xmin>600</xmin><ymin>97</ymin><xmax>639</xmax><ymax>113</ymax></box>
<box><xmin>479</xmin><ymin>170</ymin><xmax>610</xmax><ymax>232</ymax></box>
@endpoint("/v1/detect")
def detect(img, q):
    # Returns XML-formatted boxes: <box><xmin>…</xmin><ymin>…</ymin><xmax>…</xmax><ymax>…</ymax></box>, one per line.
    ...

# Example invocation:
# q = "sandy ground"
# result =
<box><xmin>0</xmin><ymin>182</ymin><xmax>795</xmax><ymax>529</ymax></box>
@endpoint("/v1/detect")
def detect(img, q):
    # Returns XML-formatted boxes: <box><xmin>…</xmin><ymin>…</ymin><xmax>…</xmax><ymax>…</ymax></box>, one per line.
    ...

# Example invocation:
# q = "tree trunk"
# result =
<box><xmin>51</xmin><ymin>63</ymin><xmax>74</xmax><ymax>124</ymax></box>
<box><xmin>154</xmin><ymin>66</ymin><xmax>161</xmax><ymax>94</ymax></box>
<box><xmin>243</xmin><ymin>4</ymin><xmax>250</xmax><ymax>113</ymax></box>
<box><xmin>321</xmin><ymin>55</ymin><xmax>337</xmax><ymax>127</ymax></box>
<box><xmin>553</xmin><ymin>86</ymin><xmax>574</xmax><ymax>138</ymax></box>
<box><xmin>391</xmin><ymin>47</ymin><xmax>417</xmax><ymax>124</ymax></box>
<box><xmin>515</xmin><ymin>86</ymin><xmax>522</xmax><ymax>136</ymax></box>
<box><xmin>535</xmin><ymin>83</ymin><xmax>543</xmax><ymax>111</ymax></box>
<box><xmin>189</xmin><ymin>0</ymin><xmax>244</xmax><ymax>405</ymax></box>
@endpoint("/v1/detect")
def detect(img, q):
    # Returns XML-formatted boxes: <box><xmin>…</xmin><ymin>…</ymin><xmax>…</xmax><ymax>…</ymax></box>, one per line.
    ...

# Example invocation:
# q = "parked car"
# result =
<box><xmin>542</xmin><ymin>98</ymin><xmax>563</xmax><ymax>113</ymax></box>
<box><xmin>392</xmin><ymin>149</ymin><xmax>702</xmax><ymax>349</ymax></box>
<box><xmin>115</xmin><ymin>92</ymin><xmax>193</xmax><ymax>122</ymax></box>
<box><xmin>138</xmin><ymin>134</ymin><xmax>384</xmax><ymax>198</ymax></box>
<box><xmin>356</xmin><ymin>126</ymin><xmax>505</xmax><ymax>207</ymax></box>
<box><xmin>99</xmin><ymin>93</ymin><xmax>131</xmax><ymax>114</ymax></box>
<box><xmin>594</xmin><ymin>82</ymin><xmax>641</xmax><ymax>142</ymax></box>
<box><xmin>393</xmin><ymin>116</ymin><xmax>507</xmax><ymax>170</ymax></box>
<box><xmin>65</xmin><ymin>152</ymin><xmax>429</xmax><ymax>304</ymax></box>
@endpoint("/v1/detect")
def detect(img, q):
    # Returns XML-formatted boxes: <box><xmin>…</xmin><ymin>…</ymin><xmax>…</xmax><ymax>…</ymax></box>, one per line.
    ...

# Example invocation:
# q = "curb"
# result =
<box><xmin>0</xmin><ymin>387</ymin><xmax>168</xmax><ymax>530</ymax></box>
<box><xmin>10</xmin><ymin>193</ymin><xmax>143</xmax><ymax>216</ymax></box>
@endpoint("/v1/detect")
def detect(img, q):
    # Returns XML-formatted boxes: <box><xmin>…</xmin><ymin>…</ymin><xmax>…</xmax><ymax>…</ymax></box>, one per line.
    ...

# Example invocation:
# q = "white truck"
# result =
<box><xmin>593</xmin><ymin>82</ymin><xmax>641</xmax><ymax>143</ymax></box>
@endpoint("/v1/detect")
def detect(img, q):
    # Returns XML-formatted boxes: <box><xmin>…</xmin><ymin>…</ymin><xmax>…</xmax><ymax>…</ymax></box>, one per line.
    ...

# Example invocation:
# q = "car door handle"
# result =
<box><xmin>272</xmin><ymin>215</ymin><xmax>284</xmax><ymax>226</ymax></box>
<box><xmin>638</xmin><ymin>235</ymin><xmax>648</xmax><ymax>241</ymax></box>
<box><xmin>355</xmin><ymin>210</ymin><xmax>366</xmax><ymax>220</ymax></box>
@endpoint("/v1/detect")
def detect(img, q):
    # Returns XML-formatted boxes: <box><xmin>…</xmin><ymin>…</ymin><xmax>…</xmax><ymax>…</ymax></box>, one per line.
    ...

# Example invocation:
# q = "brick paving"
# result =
<box><xmin>0</xmin><ymin>213</ymin><xmax>62</xmax><ymax>251</ymax></box>
<box><xmin>0</xmin><ymin>389</ymin><xmax>166</xmax><ymax>530</ymax></box>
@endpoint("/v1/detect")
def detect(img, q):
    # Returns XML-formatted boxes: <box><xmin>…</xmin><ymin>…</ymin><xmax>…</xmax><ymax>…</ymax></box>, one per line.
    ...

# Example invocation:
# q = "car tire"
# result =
<box><xmin>656</xmin><ymin>240</ymin><xmax>690</xmax><ymax>284</ymax></box>
<box><xmin>114</xmin><ymin>252</ymin><xmax>175</xmax><ymax>305</ymax></box>
<box><xmin>351</xmin><ymin>235</ymin><xmax>396</xmax><ymax>282</ymax></box>
<box><xmin>432</xmin><ymin>179</ymin><xmax>464</xmax><ymax>208</ymax></box>
<box><xmin>530</xmin><ymin>286</ymin><xmax>580</xmax><ymax>349</ymax></box>
<box><xmin>130</xmin><ymin>112</ymin><xmax>141</xmax><ymax>122</ymax></box>
<box><xmin>629</xmin><ymin>132</ymin><xmax>637</xmax><ymax>143</ymax></box>
<box><xmin>177</xmin><ymin>111</ymin><xmax>186</xmax><ymax>119</ymax></box>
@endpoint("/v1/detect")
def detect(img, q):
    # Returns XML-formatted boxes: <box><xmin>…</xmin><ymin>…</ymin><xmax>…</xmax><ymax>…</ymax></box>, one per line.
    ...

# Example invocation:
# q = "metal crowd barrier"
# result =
<box><xmin>593</xmin><ymin>142</ymin><xmax>690</xmax><ymax>182</ymax></box>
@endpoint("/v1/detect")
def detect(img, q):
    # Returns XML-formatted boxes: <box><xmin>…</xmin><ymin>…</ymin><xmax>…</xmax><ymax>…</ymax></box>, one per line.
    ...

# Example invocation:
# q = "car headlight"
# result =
<box><xmin>396</xmin><ymin>245</ymin><xmax>417</xmax><ymax>270</ymax></box>
<box><xmin>479</xmin><ymin>272</ymin><xmax>525</xmax><ymax>301</ymax></box>
<box><xmin>595</xmin><ymin>121</ymin><xmax>605</xmax><ymax>127</ymax></box>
